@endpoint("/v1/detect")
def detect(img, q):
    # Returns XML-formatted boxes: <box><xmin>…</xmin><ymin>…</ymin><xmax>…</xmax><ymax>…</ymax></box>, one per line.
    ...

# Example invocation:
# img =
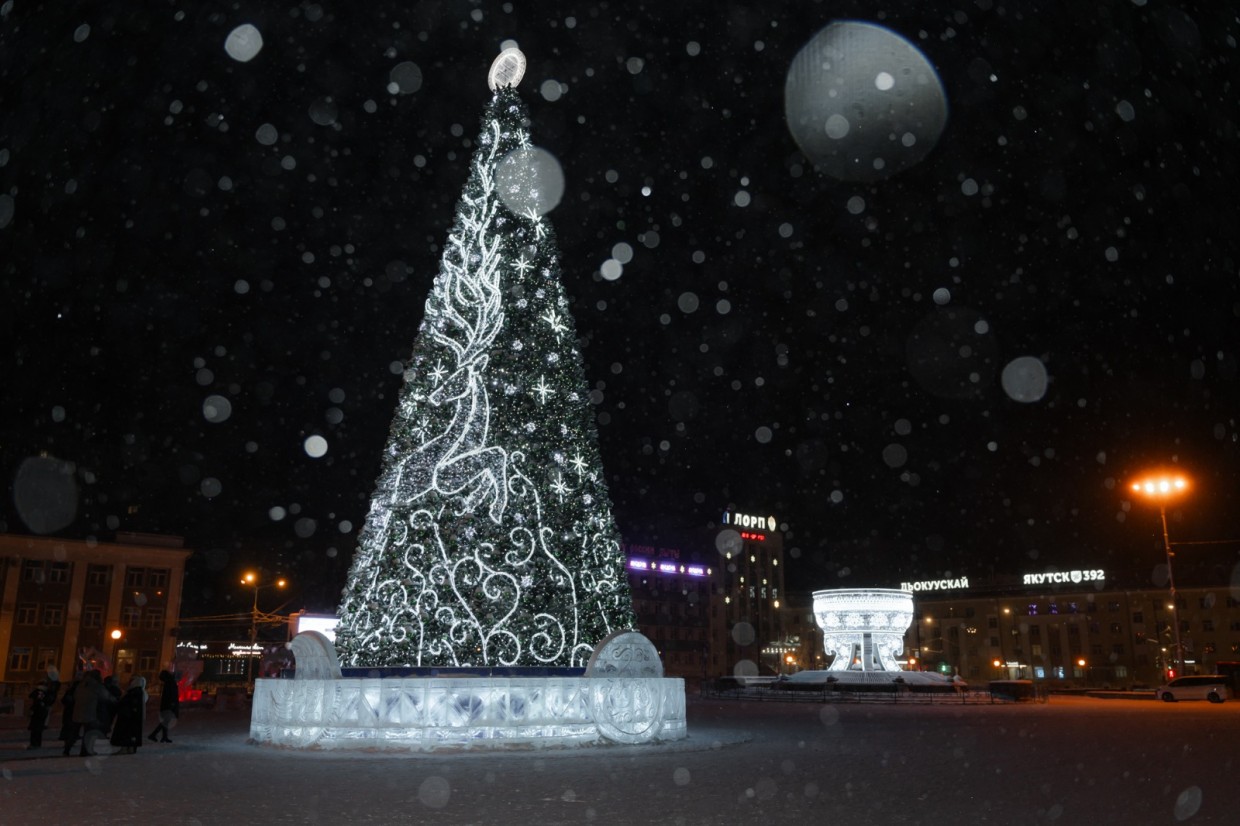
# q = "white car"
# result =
<box><xmin>1155</xmin><ymin>675</ymin><xmax>1230</xmax><ymax>703</ymax></box>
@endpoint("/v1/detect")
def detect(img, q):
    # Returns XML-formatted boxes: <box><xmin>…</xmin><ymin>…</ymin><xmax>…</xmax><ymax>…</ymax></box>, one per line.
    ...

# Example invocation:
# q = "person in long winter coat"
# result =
<box><xmin>57</xmin><ymin>676</ymin><xmax>79</xmax><ymax>743</ymax></box>
<box><xmin>99</xmin><ymin>675</ymin><xmax>122</xmax><ymax>736</ymax></box>
<box><xmin>63</xmin><ymin>670</ymin><xmax>111</xmax><ymax>757</ymax></box>
<box><xmin>110</xmin><ymin>677</ymin><xmax>148</xmax><ymax>755</ymax></box>
<box><xmin>147</xmin><ymin>670</ymin><xmax>179</xmax><ymax>743</ymax></box>
<box><xmin>26</xmin><ymin>682</ymin><xmax>51</xmax><ymax>749</ymax></box>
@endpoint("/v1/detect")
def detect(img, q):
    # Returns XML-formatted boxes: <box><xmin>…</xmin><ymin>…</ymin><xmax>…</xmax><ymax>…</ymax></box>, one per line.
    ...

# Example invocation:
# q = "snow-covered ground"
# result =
<box><xmin>2</xmin><ymin>695</ymin><xmax>1237</xmax><ymax>824</ymax></box>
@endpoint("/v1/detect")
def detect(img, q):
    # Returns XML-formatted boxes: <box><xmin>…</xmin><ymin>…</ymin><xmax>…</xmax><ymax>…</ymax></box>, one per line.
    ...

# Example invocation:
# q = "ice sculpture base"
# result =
<box><xmin>782</xmin><ymin>669</ymin><xmax>963</xmax><ymax>689</ymax></box>
<box><xmin>249</xmin><ymin>675</ymin><xmax>686</xmax><ymax>751</ymax></box>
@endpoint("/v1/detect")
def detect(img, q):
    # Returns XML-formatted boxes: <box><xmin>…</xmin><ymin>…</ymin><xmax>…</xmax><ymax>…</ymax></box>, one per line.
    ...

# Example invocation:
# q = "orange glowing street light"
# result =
<box><xmin>242</xmin><ymin>572</ymin><xmax>288</xmax><ymax>690</ymax></box>
<box><xmin>1129</xmin><ymin>470</ymin><xmax>1191</xmax><ymax>677</ymax></box>
<box><xmin>1130</xmin><ymin>473</ymin><xmax>1190</xmax><ymax>503</ymax></box>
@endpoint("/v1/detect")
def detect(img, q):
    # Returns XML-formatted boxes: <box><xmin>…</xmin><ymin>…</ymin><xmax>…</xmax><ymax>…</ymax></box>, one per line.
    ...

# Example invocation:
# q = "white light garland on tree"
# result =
<box><xmin>335</xmin><ymin>64</ymin><xmax>635</xmax><ymax>669</ymax></box>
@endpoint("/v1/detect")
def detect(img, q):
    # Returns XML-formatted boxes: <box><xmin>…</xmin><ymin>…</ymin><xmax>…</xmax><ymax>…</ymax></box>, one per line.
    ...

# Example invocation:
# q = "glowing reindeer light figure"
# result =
<box><xmin>392</xmin><ymin>192</ymin><xmax>509</xmax><ymax>524</ymax></box>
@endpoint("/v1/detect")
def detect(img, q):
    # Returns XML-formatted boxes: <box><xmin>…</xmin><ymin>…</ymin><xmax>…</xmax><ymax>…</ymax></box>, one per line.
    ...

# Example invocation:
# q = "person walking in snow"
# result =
<box><xmin>147</xmin><ymin>670</ymin><xmax>179</xmax><ymax>743</ymax></box>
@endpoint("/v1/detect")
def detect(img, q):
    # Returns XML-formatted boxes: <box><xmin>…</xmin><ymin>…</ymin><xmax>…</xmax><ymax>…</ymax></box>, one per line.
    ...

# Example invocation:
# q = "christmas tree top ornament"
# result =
<box><xmin>487</xmin><ymin>47</ymin><xmax>527</xmax><ymax>90</ymax></box>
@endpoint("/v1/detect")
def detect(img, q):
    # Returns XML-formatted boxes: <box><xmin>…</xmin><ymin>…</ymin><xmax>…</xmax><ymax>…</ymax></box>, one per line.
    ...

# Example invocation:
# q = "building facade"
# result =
<box><xmin>902</xmin><ymin>568</ymin><xmax>1240</xmax><ymax>687</ymax></box>
<box><xmin>0</xmin><ymin>532</ymin><xmax>192</xmax><ymax>688</ymax></box>
<box><xmin>714</xmin><ymin>510</ymin><xmax>787</xmax><ymax>678</ymax></box>
<box><xmin>624</xmin><ymin>543</ymin><xmax>714</xmax><ymax>688</ymax></box>
<box><xmin>621</xmin><ymin>509</ymin><xmax>790</xmax><ymax>686</ymax></box>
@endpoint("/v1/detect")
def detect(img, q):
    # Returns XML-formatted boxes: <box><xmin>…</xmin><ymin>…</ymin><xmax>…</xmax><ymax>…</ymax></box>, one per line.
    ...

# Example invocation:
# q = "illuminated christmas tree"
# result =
<box><xmin>336</xmin><ymin>56</ymin><xmax>635</xmax><ymax>669</ymax></box>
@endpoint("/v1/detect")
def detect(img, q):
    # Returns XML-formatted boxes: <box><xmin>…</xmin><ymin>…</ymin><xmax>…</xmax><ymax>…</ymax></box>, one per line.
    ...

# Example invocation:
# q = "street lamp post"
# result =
<box><xmin>996</xmin><ymin>605</ymin><xmax>1011</xmax><ymax>678</ymax></box>
<box><xmin>242</xmin><ymin>572</ymin><xmax>287</xmax><ymax>691</ymax></box>
<box><xmin>1130</xmin><ymin>471</ymin><xmax>1190</xmax><ymax>678</ymax></box>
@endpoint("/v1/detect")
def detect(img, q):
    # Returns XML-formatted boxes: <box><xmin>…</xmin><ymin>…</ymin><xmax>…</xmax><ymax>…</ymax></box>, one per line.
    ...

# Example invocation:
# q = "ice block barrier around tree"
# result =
<box><xmin>249</xmin><ymin>630</ymin><xmax>686</xmax><ymax>750</ymax></box>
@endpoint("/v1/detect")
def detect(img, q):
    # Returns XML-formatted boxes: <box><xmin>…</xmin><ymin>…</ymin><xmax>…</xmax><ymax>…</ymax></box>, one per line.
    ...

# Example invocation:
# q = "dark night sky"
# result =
<box><xmin>2</xmin><ymin>1</ymin><xmax>1238</xmax><ymax>616</ymax></box>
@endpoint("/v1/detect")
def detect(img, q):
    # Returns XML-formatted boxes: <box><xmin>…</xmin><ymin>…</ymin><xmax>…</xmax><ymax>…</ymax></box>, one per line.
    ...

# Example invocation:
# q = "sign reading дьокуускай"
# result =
<box><xmin>900</xmin><ymin>578</ymin><xmax>969</xmax><ymax>592</ymax></box>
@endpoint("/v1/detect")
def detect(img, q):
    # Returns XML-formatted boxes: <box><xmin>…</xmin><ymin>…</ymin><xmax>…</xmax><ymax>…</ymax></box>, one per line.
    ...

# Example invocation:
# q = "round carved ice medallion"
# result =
<box><xmin>590</xmin><ymin>680</ymin><xmax>665</xmax><ymax>744</ymax></box>
<box><xmin>585</xmin><ymin>630</ymin><xmax>663</xmax><ymax>678</ymax></box>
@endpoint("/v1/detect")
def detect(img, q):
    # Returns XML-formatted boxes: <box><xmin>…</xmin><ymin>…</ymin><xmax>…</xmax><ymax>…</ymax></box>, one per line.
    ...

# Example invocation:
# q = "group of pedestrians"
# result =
<box><xmin>26</xmin><ymin>666</ymin><xmax>180</xmax><ymax>756</ymax></box>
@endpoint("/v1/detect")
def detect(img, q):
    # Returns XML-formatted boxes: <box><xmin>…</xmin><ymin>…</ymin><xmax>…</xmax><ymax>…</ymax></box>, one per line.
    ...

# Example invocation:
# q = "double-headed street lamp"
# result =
<box><xmin>242</xmin><ymin>571</ymin><xmax>287</xmax><ymax>690</ymax></box>
<box><xmin>1129</xmin><ymin>471</ymin><xmax>1190</xmax><ymax>678</ymax></box>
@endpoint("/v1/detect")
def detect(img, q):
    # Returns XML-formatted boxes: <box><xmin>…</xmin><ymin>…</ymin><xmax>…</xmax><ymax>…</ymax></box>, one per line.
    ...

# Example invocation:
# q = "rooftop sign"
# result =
<box><xmin>900</xmin><ymin>577</ymin><xmax>969</xmax><ymax>592</ymax></box>
<box><xmin>722</xmin><ymin>510</ymin><xmax>777</xmax><ymax>531</ymax></box>
<box><xmin>1022</xmin><ymin>569</ymin><xmax>1105</xmax><ymax>586</ymax></box>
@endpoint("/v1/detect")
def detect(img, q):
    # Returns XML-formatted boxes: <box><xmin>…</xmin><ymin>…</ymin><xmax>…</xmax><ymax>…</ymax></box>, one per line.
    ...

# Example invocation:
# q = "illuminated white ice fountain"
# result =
<box><xmin>812</xmin><ymin>588</ymin><xmax>914</xmax><ymax>674</ymax></box>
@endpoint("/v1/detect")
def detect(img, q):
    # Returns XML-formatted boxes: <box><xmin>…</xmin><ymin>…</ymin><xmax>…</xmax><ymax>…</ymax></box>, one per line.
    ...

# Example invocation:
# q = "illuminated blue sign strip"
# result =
<box><xmin>627</xmin><ymin>557</ymin><xmax>710</xmax><ymax>578</ymax></box>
